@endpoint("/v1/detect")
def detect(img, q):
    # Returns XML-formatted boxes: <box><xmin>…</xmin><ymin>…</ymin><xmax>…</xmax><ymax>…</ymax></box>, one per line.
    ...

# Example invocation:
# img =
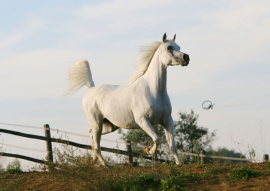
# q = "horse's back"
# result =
<box><xmin>82</xmin><ymin>84</ymin><xmax>139</xmax><ymax>129</ymax></box>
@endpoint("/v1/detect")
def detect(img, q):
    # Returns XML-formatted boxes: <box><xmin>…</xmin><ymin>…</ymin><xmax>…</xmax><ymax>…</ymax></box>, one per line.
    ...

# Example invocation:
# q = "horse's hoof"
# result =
<box><xmin>143</xmin><ymin>147</ymin><xmax>150</xmax><ymax>155</ymax></box>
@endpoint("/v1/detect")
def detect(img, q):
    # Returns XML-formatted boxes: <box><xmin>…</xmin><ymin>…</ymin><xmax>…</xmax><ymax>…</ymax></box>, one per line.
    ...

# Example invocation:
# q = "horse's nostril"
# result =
<box><xmin>183</xmin><ymin>54</ymin><xmax>189</xmax><ymax>62</ymax></box>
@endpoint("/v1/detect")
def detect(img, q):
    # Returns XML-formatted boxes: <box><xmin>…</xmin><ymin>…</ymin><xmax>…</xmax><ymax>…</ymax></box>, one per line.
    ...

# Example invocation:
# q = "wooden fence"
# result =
<box><xmin>0</xmin><ymin>124</ymin><xmax>268</xmax><ymax>166</ymax></box>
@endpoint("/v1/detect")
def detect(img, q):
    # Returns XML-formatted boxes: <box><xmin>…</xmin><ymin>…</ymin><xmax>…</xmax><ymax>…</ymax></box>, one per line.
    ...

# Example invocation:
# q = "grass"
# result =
<box><xmin>41</xmin><ymin>150</ymin><xmax>197</xmax><ymax>190</ymax></box>
<box><xmin>266</xmin><ymin>162</ymin><xmax>270</xmax><ymax>171</ymax></box>
<box><xmin>41</xmin><ymin>149</ymin><xmax>193</xmax><ymax>190</ymax></box>
<box><xmin>229</xmin><ymin>165</ymin><xmax>261</xmax><ymax>181</ymax></box>
<box><xmin>37</xmin><ymin>149</ymin><xmax>270</xmax><ymax>190</ymax></box>
<box><xmin>1</xmin><ymin>148</ymin><xmax>270</xmax><ymax>190</ymax></box>
<box><xmin>6</xmin><ymin>159</ymin><xmax>23</xmax><ymax>174</ymax></box>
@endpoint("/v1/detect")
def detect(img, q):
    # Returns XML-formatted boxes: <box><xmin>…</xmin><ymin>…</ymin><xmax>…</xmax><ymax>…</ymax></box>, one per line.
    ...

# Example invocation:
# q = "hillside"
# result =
<box><xmin>1</xmin><ymin>162</ymin><xmax>270</xmax><ymax>190</ymax></box>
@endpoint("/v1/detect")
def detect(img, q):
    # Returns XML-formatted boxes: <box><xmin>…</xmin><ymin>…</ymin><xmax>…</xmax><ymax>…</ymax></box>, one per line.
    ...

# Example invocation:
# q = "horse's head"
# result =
<box><xmin>159</xmin><ymin>33</ymin><xmax>190</xmax><ymax>67</ymax></box>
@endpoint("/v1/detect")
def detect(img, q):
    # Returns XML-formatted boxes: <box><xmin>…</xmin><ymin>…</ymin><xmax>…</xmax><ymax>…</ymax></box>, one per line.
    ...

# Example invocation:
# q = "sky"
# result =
<box><xmin>0</xmin><ymin>0</ymin><xmax>270</xmax><ymax>169</ymax></box>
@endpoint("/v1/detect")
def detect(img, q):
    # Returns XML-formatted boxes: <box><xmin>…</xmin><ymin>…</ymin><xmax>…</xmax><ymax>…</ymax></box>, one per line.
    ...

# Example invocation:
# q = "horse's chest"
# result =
<box><xmin>147</xmin><ymin>98</ymin><xmax>169</xmax><ymax>120</ymax></box>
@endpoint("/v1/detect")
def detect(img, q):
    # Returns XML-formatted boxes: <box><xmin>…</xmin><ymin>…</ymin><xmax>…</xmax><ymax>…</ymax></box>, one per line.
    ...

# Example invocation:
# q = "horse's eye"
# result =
<box><xmin>167</xmin><ymin>46</ymin><xmax>173</xmax><ymax>51</ymax></box>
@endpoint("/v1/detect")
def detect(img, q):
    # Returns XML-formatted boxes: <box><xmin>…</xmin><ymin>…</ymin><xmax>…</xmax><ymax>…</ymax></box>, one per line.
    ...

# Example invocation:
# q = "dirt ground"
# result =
<box><xmin>1</xmin><ymin>162</ymin><xmax>270</xmax><ymax>191</ymax></box>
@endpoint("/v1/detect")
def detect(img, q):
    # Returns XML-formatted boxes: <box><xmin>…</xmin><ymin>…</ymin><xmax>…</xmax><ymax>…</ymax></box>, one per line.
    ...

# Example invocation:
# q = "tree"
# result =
<box><xmin>206</xmin><ymin>147</ymin><xmax>246</xmax><ymax>164</ymax></box>
<box><xmin>120</xmin><ymin>125</ymin><xmax>167</xmax><ymax>158</ymax></box>
<box><xmin>120</xmin><ymin>109</ymin><xmax>216</xmax><ymax>160</ymax></box>
<box><xmin>174</xmin><ymin>110</ymin><xmax>216</xmax><ymax>153</ymax></box>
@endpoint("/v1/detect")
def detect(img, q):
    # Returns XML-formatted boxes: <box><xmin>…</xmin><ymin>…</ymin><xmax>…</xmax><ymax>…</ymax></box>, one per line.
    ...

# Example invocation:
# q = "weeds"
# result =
<box><xmin>160</xmin><ymin>177</ymin><xmax>182</xmax><ymax>191</ymax></box>
<box><xmin>247</xmin><ymin>145</ymin><xmax>256</xmax><ymax>162</ymax></box>
<box><xmin>177</xmin><ymin>172</ymin><xmax>197</xmax><ymax>182</ymax></box>
<box><xmin>206</xmin><ymin>165</ymin><xmax>226</xmax><ymax>175</ymax></box>
<box><xmin>165</xmin><ymin>163</ymin><xmax>181</xmax><ymax>177</ymax></box>
<box><xmin>1</xmin><ymin>144</ymin><xmax>269</xmax><ymax>190</ymax></box>
<box><xmin>266</xmin><ymin>162</ymin><xmax>270</xmax><ymax>170</ymax></box>
<box><xmin>113</xmin><ymin>173</ymin><xmax>159</xmax><ymax>191</ymax></box>
<box><xmin>229</xmin><ymin>166</ymin><xmax>261</xmax><ymax>181</ymax></box>
<box><xmin>6</xmin><ymin>159</ymin><xmax>23</xmax><ymax>174</ymax></box>
<box><xmin>265</xmin><ymin>162</ymin><xmax>270</xmax><ymax>174</ymax></box>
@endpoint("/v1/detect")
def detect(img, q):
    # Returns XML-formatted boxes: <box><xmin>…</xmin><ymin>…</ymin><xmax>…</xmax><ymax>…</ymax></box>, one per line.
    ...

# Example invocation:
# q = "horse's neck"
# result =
<box><xmin>143</xmin><ymin>50</ymin><xmax>167</xmax><ymax>96</ymax></box>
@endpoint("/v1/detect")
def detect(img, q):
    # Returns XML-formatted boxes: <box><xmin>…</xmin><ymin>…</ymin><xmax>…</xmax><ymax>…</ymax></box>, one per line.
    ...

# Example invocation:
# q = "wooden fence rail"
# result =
<box><xmin>0</xmin><ymin>125</ymin><xmax>166</xmax><ymax>165</ymax></box>
<box><xmin>0</xmin><ymin>152</ymin><xmax>46</xmax><ymax>164</ymax></box>
<box><xmin>0</xmin><ymin>124</ymin><xmax>268</xmax><ymax>166</ymax></box>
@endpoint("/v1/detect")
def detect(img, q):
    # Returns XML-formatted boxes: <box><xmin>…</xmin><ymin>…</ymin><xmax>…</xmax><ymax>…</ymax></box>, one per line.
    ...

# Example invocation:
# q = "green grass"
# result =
<box><xmin>2</xmin><ymin>146</ymin><xmax>266</xmax><ymax>190</ymax></box>
<box><xmin>266</xmin><ymin>162</ymin><xmax>270</xmax><ymax>171</ymax></box>
<box><xmin>6</xmin><ymin>159</ymin><xmax>23</xmax><ymax>174</ymax></box>
<box><xmin>229</xmin><ymin>166</ymin><xmax>261</xmax><ymax>181</ymax></box>
<box><xmin>43</xmin><ymin>148</ymin><xmax>266</xmax><ymax>190</ymax></box>
<box><xmin>113</xmin><ymin>173</ymin><xmax>159</xmax><ymax>191</ymax></box>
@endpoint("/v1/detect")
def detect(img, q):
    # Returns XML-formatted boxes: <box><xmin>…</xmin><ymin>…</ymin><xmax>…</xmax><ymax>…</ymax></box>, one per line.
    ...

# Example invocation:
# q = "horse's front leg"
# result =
<box><xmin>135</xmin><ymin>117</ymin><xmax>160</xmax><ymax>155</ymax></box>
<box><xmin>162</xmin><ymin>117</ymin><xmax>181</xmax><ymax>164</ymax></box>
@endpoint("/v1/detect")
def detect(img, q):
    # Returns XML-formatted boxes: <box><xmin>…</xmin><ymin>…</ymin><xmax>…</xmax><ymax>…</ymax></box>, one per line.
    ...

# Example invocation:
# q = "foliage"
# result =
<box><xmin>2</xmin><ymin>150</ymin><xmax>270</xmax><ymax>191</ymax></box>
<box><xmin>165</xmin><ymin>163</ymin><xmax>181</xmax><ymax>177</ymax></box>
<box><xmin>120</xmin><ymin>124</ymin><xmax>168</xmax><ymax>159</ymax></box>
<box><xmin>247</xmin><ymin>145</ymin><xmax>256</xmax><ymax>162</ymax></box>
<box><xmin>0</xmin><ymin>162</ymin><xmax>4</xmax><ymax>173</ymax></box>
<box><xmin>113</xmin><ymin>173</ymin><xmax>159</xmax><ymax>191</ymax></box>
<box><xmin>266</xmin><ymin>162</ymin><xmax>270</xmax><ymax>171</ymax></box>
<box><xmin>176</xmin><ymin>172</ymin><xmax>198</xmax><ymax>182</ymax></box>
<box><xmin>207</xmin><ymin>147</ymin><xmax>245</xmax><ymax>158</ymax></box>
<box><xmin>120</xmin><ymin>110</ymin><xmax>216</xmax><ymax>162</ymax></box>
<box><xmin>229</xmin><ymin>166</ymin><xmax>261</xmax><ymax>181</ymax></box>
<box><xmin>6</xmin><ymin>159</ymin><xmax>23</xmax><ymax>174</ymax></box>
<box><xmin>160</xmin><ymin>177</ymin><xmax>182</xmax><ymax>191</ymax></box>
<box><xmin>206</xmin><ymin>147</ymin><xmax>246</xmax><ymax>164</ymax></box>
<box><xmin>174</xmin><ymin>110</ymin><xmax>216</xmax><ymax>154</ymax></box>
<box><xmin>206</xmin><ymin>165</ymin><xmax>226</xmax><ymax>175</ymax></box>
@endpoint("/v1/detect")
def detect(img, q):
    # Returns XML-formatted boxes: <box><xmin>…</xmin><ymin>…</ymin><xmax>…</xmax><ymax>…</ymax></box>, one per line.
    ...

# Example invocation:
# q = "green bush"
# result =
<box><xmin>266</xmin><ymin>162</ymin><xmax>270</xmax><ymax>171</ymax></box>
<box><xmin>229</xmin><ymin>166</ymin><xmax>260</xmax><ymax>181</ymax></box>
<box><xmin>6</xmin><ymin>159</ymin><xmax>23</xmax><ymax>174</ymax></box>
<box><xmin>160</xmin><ymin>177</ymin><xmax>182</xmax><ymax>191</ymax></box>
<box><xmin>113</xmin><ymin>173</ymin><xmax>159</xmax><ymax>191</ymax></box>
<box><xmin>177</xmin><ymin>172</ymin><xmax>197</xmax><ymax>182</ymax></box>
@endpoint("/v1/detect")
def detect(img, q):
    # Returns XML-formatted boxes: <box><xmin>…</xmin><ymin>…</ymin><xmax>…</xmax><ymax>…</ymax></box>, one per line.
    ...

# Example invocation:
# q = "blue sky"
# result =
<box><xmin>0</xmin><ymin>0</ymin><xmax>270</xmax><ymax>168</ymax></box>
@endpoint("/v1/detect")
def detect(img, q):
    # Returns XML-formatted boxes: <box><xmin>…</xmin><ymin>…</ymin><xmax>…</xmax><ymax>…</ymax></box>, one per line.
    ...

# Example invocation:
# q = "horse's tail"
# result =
<box><xmin>65</xmin><ymin>60</ymin><xmax>95</xmax><ymax>95</ymax></box>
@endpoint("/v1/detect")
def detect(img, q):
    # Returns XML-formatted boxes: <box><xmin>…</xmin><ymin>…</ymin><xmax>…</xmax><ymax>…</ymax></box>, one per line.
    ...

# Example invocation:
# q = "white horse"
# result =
<box><xmin>66</xmin><ymin>33</ymin><xmax>190</xmax><ymax>166</ymax></box>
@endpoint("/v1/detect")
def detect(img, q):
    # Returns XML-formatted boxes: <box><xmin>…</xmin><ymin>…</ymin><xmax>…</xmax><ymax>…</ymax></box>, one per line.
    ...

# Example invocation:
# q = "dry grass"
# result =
<box><xmin>1</xmin><ymin>150</ymin><xmax>270</xmax><ymax>191</ymax></box>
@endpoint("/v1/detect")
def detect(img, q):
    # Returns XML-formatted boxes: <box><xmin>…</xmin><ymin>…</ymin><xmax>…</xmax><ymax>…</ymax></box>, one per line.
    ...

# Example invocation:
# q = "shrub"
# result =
<box><xmin>113</xmin><ymin>173</ymin><xmax>159</xmax><ymax>191</ymax></box>
<box><xmin>266</xmin><ymin>162</ymin><xmax>270</xmax><ymax>170</ymax></box>
<box><xmin>160</xmin><ymin>177</ymin><xmax>182</xmax><ymax>191</ymax></box>
<box><xmin>6</xmin><ymin>159</ymin><xmax>23</xmax><ymax>174</ymax></box>
<box><xmin>229</xmin><ymin>166</ymin><xmax>260</xmax><ymax>181</ymax></box>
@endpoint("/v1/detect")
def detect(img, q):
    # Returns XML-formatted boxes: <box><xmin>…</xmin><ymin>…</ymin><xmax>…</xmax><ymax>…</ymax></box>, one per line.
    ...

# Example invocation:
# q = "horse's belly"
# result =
<box><xmin>104</xmin><ymin>109</ymin><xmax>140</xmax><ymax>129</ymax></box>
<box><xmin>120</xmin><ymin>121</ymin><xmax>141</xmax><ymax>129</ymax></box>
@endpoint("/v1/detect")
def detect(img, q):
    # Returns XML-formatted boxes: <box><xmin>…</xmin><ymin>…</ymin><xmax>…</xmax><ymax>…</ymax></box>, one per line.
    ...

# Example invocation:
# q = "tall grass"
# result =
<box><xmin>6</xmin><ymin>159</ymin><xmax>23</xmax><ymax>174</ymax></box>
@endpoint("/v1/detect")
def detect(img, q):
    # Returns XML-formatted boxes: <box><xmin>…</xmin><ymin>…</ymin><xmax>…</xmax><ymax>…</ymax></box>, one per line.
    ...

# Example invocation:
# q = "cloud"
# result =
<box><xmin>0</xmin><ymin>49</ymin><xmax>87</xmax><ymax>99</ymax></box>
<box><xmin>1</xmin><ymin>0</ymin><xmax>269</xmax><ymax>101</ymax></box>
<box><xmin>0</xmin><ymin>33</ymin><xmax>25</xmax><ymax>51</ymax></box>
<box><xmin>77</xmin><ymin>0</ymin><xmax>170</xmax><ymax>18</ymax></box>
<box><xmin>215</xmin><ymin>1</ymin><xmax>270</xmax><ymax>31</ymax></box>
<box><xmin>210</xmin><ymin>1</ymin><xmax>270</xmax><ymax>59</ymax></box>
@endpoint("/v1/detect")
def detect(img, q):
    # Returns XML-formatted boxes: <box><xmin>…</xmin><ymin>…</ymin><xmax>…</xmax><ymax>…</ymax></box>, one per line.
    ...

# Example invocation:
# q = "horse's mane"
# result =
<box><xmin>129</xmin><ymin>41</ymin><xmax>162</xmax><ymax>83</ymax></box>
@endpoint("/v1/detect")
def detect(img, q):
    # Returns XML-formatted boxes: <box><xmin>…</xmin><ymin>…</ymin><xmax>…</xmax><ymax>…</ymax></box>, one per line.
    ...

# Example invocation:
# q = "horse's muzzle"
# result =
<box><xmin>183</xmin><ymin>54</ymin><xmax>190</xmax><ymax>66</ymax></box>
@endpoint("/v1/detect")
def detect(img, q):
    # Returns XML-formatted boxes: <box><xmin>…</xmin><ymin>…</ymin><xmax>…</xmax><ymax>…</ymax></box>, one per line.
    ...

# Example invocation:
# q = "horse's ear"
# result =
<box><xmin>173</xmin><ymin>34</ymin><xmax>176</xmax><ymax>41</ymax></box>
<box><xmin>162</xmin><ymin>33</ymin><xmax>167</xmax><ymax>43</ymax></box>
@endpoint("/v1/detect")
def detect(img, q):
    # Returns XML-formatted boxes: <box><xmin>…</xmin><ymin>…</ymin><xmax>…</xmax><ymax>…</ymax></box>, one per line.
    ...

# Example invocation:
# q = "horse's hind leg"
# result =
<box><xmin>88</xmin><ymin>119</ymin><xmax>107</xmax><ymax>167</ymax></box>
<box><xmin>92</xmin><ymin>128</ymin><xmax>107</xmax><ymax>166</ymax></box>
<box><xmin>88</xmin><ymin>128</ymin><xmax>98</xmax><ymax>164</ymax></box>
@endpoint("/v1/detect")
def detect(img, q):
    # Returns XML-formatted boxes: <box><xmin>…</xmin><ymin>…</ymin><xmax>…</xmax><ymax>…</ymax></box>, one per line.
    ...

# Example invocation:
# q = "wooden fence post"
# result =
<box><xmin>263</xmin><ymin>154</ymin><xmax>269</xmax><ymax>162</ymax></box>
<box><xmin>44</xmin><ymin>124</ymin><xmax>53</xmax><ymax>163</ymax></box>
<box><xmin>200</xmin><ymin>150</ymin><xmax>206</xmax><ymax>164</ymax></box>
<box><xmin>126</xmin><ymin>140</ymin><xmax>133</xmax><ymax>165</ymax></box>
